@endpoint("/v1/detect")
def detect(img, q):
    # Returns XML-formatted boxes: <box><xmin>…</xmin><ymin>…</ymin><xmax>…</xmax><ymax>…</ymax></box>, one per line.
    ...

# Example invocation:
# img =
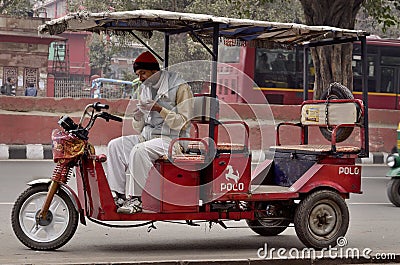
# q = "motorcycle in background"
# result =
<box><xmin>386</xmin><ymin>122</ymin><xmax>400</xmax><ymax>207</ymax></box>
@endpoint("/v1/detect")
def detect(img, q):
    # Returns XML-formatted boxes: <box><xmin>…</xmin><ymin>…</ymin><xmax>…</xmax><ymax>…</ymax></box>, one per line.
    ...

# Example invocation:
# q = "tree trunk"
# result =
<box><xmin>299</xmin><ymin>0</ymin><xmax>363</xmax><ymax>99</ymax></box>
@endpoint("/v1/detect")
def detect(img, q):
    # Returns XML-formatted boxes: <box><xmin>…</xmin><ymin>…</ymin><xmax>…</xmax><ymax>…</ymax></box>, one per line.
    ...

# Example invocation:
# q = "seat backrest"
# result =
<box><xmin>301</xmin><ymin>101</ymin><xmax>360</xmax><ymax>126</ymax></box>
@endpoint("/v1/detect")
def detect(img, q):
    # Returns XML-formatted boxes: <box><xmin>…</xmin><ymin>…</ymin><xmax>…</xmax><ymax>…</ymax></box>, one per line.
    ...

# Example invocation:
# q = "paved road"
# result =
<box><xmin>0</xmin><ymin>161</ymin><xmax>399</xmax><ymax>264</ymax></box>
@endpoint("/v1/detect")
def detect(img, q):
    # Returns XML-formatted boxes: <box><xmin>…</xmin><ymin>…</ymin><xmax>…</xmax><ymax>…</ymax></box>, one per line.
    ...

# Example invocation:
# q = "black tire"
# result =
<box><xmin>294</xmin><ymin>190</ymin><xmax>349</xmax><ymax>249</ymax></box>
<box><xmin>246</xmin><ymin>202</ymin><xmax>290</xmax><ymax>236</ymax></box>
<box><xmin>387</xmin><ymin>178</ymin><xmax>400</xmax><ymax>207</ymax></box>
<box><xmin>318</xmin><ymin>82</ymin><xmax>355</xmax><ymax>143</ymax></box>
<box><xmin>11</xmin><ymin>184</ymin><xmax>79</xmax><ymax>250</ymax></box>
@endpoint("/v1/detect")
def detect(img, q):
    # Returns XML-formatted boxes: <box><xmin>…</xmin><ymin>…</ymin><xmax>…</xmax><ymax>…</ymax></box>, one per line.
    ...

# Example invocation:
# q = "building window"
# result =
<box><xmin>24</xmin><ymin>68</ymin><xmax>38</xmax><ymax>88</ymax></box>
<box><xmin>3</xmin><ymin>66</ymin><xmax>17</xmax><ymax>84</ymax></box>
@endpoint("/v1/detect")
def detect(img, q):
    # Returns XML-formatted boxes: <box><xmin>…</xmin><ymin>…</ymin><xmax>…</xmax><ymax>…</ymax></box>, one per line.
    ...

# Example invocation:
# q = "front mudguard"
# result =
<box><xmin>386</xmin><ymin>166</ymin><xmax>400</xmax><ymax>178</ymax></box>
<box><xmin>27</xmin><ymin>179</ymin><xmax>86</xmax><ymax>225</ymax></box>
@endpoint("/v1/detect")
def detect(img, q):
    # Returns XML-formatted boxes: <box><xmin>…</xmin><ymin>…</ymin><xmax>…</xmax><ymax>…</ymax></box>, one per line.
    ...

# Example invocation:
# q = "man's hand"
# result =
<box><xmin>133</xmin><ymin>108</ymin><xmax>144</xmax><ymax>121</ymax></box>
<box><xmin>140</xmin><ymin>100</ymin><xmax>162</xmax><ymax>113</ymax></box>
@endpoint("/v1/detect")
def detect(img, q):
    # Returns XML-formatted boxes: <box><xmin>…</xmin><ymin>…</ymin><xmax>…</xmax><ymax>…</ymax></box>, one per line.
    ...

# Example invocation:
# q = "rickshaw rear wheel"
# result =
<box><xmin>318</xmin><ymin>83</ymin><xmax>355</xmax><ymax>143</ymax></box>
<box><xmin>294</xmin><ymin>190</ymin><xmax>349</xmax><ymax>249</ymax></box>
<box><xmin>387</xmin><ymin>178</ymin><xmax>400</xmax><ymax>207</ymax></box>
<box><xmin>11</xmin><ymin>184</ymin><xmax>79</xmax><ymax>250</ymax></box>
<box><xmin>246</xmin><ymin>202</ymin><xmax>290</xmax><ymax>236</ymax></box>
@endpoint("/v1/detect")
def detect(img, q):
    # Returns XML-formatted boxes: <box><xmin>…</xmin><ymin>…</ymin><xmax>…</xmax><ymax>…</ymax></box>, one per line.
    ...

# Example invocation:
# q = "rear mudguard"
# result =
<box><xmin>27</xmin><ymin>179</ymin><xmax>86</xmax><ymax>225</ymax></box>
<box><xmin>386</xmin><ymin>166</ymin><xmax>400</xmax><ymax>178</ymax></box>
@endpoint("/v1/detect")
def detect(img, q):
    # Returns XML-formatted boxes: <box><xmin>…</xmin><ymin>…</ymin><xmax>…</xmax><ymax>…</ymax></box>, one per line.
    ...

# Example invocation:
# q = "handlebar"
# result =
<box><xmin>93</xmin><ymin>102</ymin><xmax>109</xmax><ymax>111</ymax></box>
<box><xmin>59</xmin><ymin>102</ymin><xmax>122</xmax><ymax>140</ymax></box>
<box><xmin>99</xmin><ymin>112</ymin><xmax>123</xmax><ymax>122</ymax></box>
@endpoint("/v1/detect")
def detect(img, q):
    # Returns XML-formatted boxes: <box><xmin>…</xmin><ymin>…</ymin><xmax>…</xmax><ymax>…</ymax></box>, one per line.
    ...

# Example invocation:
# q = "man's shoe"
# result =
<box><xmin>114</xmin><ymin>197</ymin><xmax>125</xmax><ymax>207</ymax></box>
<box><xmin>117</xmin><ymin>197</ymin><xmax>142</xmax><ymax>214</ymax></box>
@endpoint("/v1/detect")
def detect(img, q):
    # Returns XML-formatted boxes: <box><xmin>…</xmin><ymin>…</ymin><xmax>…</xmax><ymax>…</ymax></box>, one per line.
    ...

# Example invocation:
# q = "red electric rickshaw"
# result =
<box><xmin>11</xmin><ymin>10</ymin><xmax>370</xmax><ymax>251</ymax></box>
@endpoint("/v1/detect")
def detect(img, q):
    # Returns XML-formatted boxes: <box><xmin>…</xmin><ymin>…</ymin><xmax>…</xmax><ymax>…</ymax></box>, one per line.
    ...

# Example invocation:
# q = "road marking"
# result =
<box><xmin>0</xmin><ymin>203</ymin><xmax>13</xmax><ymax>205</ymax></box>
<box><xmin>349</xmin><ymin>202</ymin><xmax>392</xmax><ymax>205</ymax></box>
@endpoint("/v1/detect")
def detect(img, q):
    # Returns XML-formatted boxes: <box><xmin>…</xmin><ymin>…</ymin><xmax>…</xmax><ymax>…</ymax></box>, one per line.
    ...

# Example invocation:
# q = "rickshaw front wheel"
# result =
<box><xmin>11</xmin><ymin>184</ymin><xmax>79</xmax><ymax>250</ymax></box>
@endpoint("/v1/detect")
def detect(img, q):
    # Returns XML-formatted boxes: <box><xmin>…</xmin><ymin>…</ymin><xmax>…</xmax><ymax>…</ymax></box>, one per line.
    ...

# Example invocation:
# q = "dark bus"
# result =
<box><xmin>217</xmin><ymin>36</ymin><xmax>400</xmax><ymax>109</ymax></box>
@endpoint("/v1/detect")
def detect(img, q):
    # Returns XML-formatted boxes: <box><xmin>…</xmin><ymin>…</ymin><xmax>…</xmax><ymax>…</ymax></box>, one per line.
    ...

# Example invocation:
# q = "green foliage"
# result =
<box><xmin>74</xmin><ymin>0</ymin><xmax>304</xmax><ymax>72</ymax></box>
<box><xmin>65</xmin><ymin>0</ymin><xmax>400</xmax><ymax>77</ymax></box>
<box><xmin>362</xmin><ymin>0</ymin><xmax>400</xmax><ymax>32</ymax></box>
<box><xmin>0</xmin><ymin>0</ymin><xmax>33</xmax><ymax>16</ymax></box>
<box><xmin>88</xmin><ymin>34</ymin><xmax>114</xmax><ymax>78</ymax></box>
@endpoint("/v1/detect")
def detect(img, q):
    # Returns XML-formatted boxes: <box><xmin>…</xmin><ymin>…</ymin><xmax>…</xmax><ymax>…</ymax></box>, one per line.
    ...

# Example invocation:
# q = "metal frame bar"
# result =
<box><xmin>303</xmin><ymin>45</ymin><xmax>310</xmax><ymax>144</ymax></box>
<box><xmin>361</xmin><ymin>36</ymin><xmax>369</xmax><ymax>155</ymax></box>
<box><xmin>164</xmin><ymin>33</ymin><xmax>169</xmax><ymax>69</ymax></box>
<box><xmin>207</xmin><ymin>23</ymin><xmax>220</xmax><ymax>157</ymax></box>
<box><xmin>307</xmin><ymin>36</ymin><xmax>363</xmax><ymax>48</ymax></box>
<box><xmin>300</xmin><ymin>36</ymin><xmax>368</xmax><ymax>150</ymax></box>
<box><xmin>128</xmin><ymin>31</ymin><xmax>164</xmax><ymax>62</ymax></box>
<box><xmin>189</xmin><ymin>29</ymin><xmax>214</xmax><ymax>56</ymax></box>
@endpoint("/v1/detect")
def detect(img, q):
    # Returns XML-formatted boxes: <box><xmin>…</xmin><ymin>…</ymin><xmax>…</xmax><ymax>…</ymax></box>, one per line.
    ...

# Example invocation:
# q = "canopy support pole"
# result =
<box><xmin>164</xmin><ymin>33</ymin><xmax>170</xmax><ymax>69</ymax></box>
<box><xmin>361</xmin><ymin>36</ymin><xmax>369</xmax><ymax>155</ymax></box>
<box><xmin>303</xmin><ymin>45</ymin><xmax>310</xmax><ymax>144</ymax></box>
<box><xmin>208</xmin><ymin>23</ymin><xmax>219</xmax><ymax>157</ymax></box>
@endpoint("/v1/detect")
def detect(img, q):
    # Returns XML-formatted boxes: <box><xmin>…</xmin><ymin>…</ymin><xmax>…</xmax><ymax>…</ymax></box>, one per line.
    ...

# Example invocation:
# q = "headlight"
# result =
<box><xmin>387</xmin><ymin>154</ymin><xmax>400</xmax><ymax>168</ymax></box>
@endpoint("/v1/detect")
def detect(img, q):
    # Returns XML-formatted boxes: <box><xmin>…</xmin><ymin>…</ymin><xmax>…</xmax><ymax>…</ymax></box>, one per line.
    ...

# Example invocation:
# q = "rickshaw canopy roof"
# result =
<box><xmin>38</xmin><ymin>9</ymin><xmax>368</xmax><ymax>47</ymax></box>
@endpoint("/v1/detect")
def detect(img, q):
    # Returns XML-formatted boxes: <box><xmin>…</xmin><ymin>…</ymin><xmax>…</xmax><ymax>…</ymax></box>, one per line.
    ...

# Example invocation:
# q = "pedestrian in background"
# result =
<box><xmin>25</xmin><ymin>83</ymin><xmax>38</xmax><ymax>97</ymax></box>
<box><xmin>1</xmin><ymin>77</ymin><xmax>16</xmax><ymax>96</ymax></box>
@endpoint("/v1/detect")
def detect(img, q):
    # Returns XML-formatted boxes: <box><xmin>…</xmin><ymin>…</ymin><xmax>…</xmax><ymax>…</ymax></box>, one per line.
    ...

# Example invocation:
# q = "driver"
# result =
<box><xmin>106</xmin><ymin>51</ymin><xmax>193</xmax><ymax>214</ymax></box>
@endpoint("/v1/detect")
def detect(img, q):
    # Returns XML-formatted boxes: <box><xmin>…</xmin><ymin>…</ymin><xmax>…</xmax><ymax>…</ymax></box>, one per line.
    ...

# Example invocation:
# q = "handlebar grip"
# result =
<box><xmin>108</xmin><ymin>113</ymin><xmax>123</xmax><ymax>122</ymax></box>
<box><xmin>93</xmin><ymin>102</ymin><xmax>109</xmax><ymax>111</ymax></box>
<box><xmin>101</xmin><ymin>112</ymin><xmax>123</xmax><ymax>122</ymax></box>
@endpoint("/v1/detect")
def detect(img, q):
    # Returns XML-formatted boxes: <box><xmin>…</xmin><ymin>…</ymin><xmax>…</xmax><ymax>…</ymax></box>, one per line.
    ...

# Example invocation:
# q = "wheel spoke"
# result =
<box><xmin>29</xmin><ymin>223</ymin><xmax>41</xmax><ymax>236</ymax></box>
<box><xmin>326</xmin><ymin>215</ymin><xmax>335</xmax><ymax>222</ymax></box>
<box><xmin>50</xmin><ymin>200</ymin><xmax>61</xmax><ymax>212</ymax></box>
<box><xmin>54</xmin><ymin>213</ymin><xmax>68</xmax><ymax>224</ymax></box>
<box><xmin>32</xmin><ymin>196</ymin><xmax>45</xmax><ymax>210</ymax></box>
<box><xmin>23</xmin><ymin>210</ymin><xmax>37</xmax><ymax>221</ymax></box>
<box><xmin>43</xmin><ymin>224</ymin><xmax>57</xmax><ymax>238</ymax></box>
<box><xmin>312</xmin><ymin>217</ymin><xmax>319</xmax><ymax>226</ymax></box>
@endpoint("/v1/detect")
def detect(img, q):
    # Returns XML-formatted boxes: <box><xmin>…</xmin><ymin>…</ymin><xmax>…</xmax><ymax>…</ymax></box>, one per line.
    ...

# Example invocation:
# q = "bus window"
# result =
<box><xmin>231</xmin><ymin>79</ymin><xmax>237</xmax><ymax>94</ymax></box>
<box><xmin>352</xmin><ymin>54</ymin><xmax>376</xmax><ymax>92</ymax></box>
<box><xmin>381</xmin><ymin>56</ymin><xmax>400</xmax><ymax>66</ymax></box>
<box><xmin>381</xmin><ymin>67</ymin><xmax>395</xmax><ymax>93</ymax></box>
<box><xmin>255</xmin><ymin>48</ymin><xmax>293</xmax><ymax>87</ymax></box>
<box><xmin>256</xmin><ymin>53</ymin><xmax>270</xmax><ymax>73</ymax></box>
<box><xmin>219</xmin><ymin>46</ymin><xmax>240</xmax><ymax>63</ymax></box>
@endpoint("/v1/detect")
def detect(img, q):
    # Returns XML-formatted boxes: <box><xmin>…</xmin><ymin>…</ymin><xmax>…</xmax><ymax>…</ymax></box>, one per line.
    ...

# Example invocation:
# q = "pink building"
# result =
<box><xmin>35</xmin><ymin>0</ymin><xmax>92</xmax><ymax>96</ymax></box>
<box><xmin>0</xmin><ymin>15</ymin><xmax>64</xmax><ymax>96</ymax></box>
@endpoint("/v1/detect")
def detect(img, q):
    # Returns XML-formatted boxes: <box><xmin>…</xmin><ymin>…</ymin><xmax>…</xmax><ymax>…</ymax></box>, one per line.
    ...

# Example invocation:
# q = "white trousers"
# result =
<box><xmin>106</xmin><ymin>135</ymin><xmax>172</xmax><ymax>197</ymax></box>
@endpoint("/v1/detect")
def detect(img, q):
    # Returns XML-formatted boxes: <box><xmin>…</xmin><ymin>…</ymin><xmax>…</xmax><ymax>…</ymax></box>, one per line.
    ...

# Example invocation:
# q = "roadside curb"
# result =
<box><xmin>355</xmin><ymin>152</ymin><xmax>388</xmax><ymax>165</ymax></box>
<box><xmin>0</xmin><ymin>144</ymin><xmax>388</xmax><ymax>164</ymax></box>
<box><xmin>15</xmin><ymin>256</ymin><xmax>398</xmax><ymax>265</ymax></box>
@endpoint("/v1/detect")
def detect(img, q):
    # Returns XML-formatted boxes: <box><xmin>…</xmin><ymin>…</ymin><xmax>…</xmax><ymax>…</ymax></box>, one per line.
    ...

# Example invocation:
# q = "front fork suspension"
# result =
<box><xmin>38</xmin><ymin>181</ymin><xmax>59</xmax><ymax>221</ymax></box>
<box><xmin>37</xmin><ymin>162</ymin><xmax>73</xmax><ymax>223</ymax></box>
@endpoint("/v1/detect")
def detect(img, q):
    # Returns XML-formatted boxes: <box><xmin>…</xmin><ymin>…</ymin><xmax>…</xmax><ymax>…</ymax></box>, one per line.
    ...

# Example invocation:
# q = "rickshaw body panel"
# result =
<box><xmin>76</xmin><ymin>159</ymin><xmax>120</xmax><ymax>220</ymax></box>
<box><xmin>74</xmin><ymin>151</ymin><xmax>361</xmax><ymax>222</ymax></box>
<box><xmin>294</xmin><ymin>163</ymin><xmax>362</xmax><ymax>195</ymax></box>
<box><xmin>204</xmin><ymin>153</ymin><xmax>252</xmax><ymax>200</ymax></box>
<box><xmin>142</xmin><ymin>160</ymin><xmax>201</xmax><ymax>213</ymax></box>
